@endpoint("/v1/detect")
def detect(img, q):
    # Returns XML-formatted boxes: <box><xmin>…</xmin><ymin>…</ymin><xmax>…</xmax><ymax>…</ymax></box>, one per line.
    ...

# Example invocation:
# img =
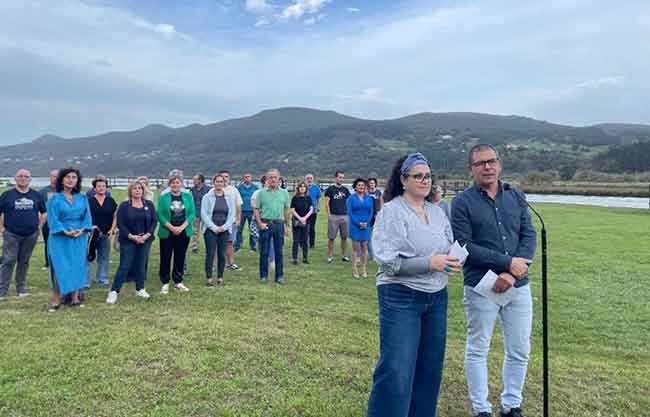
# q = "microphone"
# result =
<box><xmin>503</xmin><ymin>183</ymin><xmax>545</xmax><ymax>230</ymax></box>
<box><xmin>504</xmin><ymin>182</ymin><xmax>550</xmax><ymax>417</ymax></box>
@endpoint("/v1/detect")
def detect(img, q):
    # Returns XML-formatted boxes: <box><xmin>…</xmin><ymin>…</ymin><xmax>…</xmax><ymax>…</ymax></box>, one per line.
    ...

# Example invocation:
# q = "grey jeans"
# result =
<box><xmin>0</xmin><ymin>230</ymin><xmax>39</xmax><ymax>296</ymax></box>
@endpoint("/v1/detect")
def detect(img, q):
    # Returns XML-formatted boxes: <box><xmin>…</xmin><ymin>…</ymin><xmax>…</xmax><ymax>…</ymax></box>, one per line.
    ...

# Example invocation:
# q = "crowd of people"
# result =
<box><xmin>0</xmin><ymin>144</ymin><xmax>537</xmax><ymax>417</ymax></box>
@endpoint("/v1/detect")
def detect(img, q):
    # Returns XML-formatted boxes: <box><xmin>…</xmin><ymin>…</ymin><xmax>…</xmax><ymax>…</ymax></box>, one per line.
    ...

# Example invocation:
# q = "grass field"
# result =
<box><xmin>0</xmin><ymin>193</ymin><xmax>648</xmax><ymax>417</ymax></box>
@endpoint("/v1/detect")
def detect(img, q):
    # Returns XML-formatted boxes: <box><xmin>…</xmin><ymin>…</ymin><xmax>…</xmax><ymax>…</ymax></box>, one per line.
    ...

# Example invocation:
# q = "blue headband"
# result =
<box><xmin>400</xmin><ymin>152</ymin><xmax>428</xmax><ymax>175</ymax></box>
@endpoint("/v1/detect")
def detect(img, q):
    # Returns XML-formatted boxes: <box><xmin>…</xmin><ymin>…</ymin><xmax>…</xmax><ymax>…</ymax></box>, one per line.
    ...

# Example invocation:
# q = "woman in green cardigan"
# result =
<box><xmin>157</xmin><ymin>176</ymin><xmax>196</xmax><ymax>294</ymax></box>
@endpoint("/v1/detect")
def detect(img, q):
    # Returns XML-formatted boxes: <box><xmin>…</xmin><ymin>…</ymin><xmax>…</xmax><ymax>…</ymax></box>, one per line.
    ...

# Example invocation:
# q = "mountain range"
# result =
<box><xmin>2</xmin><ymin>107</ymin><xmax>649</xmax><ymax>178</ymax></box>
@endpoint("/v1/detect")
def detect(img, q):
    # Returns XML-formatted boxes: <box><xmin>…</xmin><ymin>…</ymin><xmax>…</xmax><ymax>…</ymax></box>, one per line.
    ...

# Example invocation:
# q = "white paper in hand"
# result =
<box><xmin>473</xmin><ymin>270</ymin><xmax>516</xmax><ymax>307</ymax></box>
<box><xmin>448</xmin><ymin>241</ymin><xmax>469</xmax><ymax>265</ymax></box>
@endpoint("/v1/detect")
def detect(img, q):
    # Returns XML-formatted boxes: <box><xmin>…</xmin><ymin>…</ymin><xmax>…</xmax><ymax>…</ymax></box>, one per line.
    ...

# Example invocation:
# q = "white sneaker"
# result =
<box><xmin>160</xmin><ymin>284</ymin><xmax>169</xmax><ymax>295</ymax></box>
<box><xmin>18</xmin><ymin>292</ymin><xmax>30</xmax><ymax>298</ymax></box>
<box><xmin>135</xmin><ymin>289</ymin><xmax>150</xmax><ymax>299</ymax></box>
<box><xmin>106</xmin><ymin>291</ymin><xmax>118</xmax><ymax>304</ymax></box>
<box><xmin>175</xmin><ymin>283</ymin><xmax>190</xmax><ymax>292</ymax></box>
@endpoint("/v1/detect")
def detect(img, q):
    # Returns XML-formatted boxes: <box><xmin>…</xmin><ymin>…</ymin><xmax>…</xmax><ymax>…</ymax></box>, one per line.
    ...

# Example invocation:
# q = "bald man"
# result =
<box><xmin>0</xmin><ymin>169</ymin><xmax>46</xmax><ymax>298</ymax></box>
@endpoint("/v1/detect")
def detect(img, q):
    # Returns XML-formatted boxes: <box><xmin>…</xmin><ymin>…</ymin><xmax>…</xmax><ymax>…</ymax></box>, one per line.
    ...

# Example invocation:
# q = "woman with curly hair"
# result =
<box><xmin>46</xmin><ymin>167</ymin><xmax>93</xmax><ymax>312</ymax></box>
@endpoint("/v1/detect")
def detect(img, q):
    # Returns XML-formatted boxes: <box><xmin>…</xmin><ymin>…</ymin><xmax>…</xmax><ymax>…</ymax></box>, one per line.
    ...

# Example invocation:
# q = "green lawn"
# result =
<box><xmin>0</xmin><ymin>198</ymin><xmax>648</xmax><ymax>417</ymax></box>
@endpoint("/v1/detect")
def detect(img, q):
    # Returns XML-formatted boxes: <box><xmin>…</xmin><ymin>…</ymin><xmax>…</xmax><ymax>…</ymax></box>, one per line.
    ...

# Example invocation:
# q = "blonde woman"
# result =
<box><xmin>106</xmin><ymin>181</ymin><xmax>157</xmax><ymax>304</ymax></box>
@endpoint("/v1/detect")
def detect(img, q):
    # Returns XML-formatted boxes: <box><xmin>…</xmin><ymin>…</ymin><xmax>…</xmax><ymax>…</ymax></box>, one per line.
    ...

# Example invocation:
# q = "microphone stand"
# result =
<box><xmin>507</xmin><ymin>184</ymin><xmax>549</xmax><ymax>417</ymax></box>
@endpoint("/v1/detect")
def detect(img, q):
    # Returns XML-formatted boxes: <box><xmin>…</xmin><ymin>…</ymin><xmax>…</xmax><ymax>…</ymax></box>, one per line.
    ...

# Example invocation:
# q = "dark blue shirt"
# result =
<box><xmin>0</xmin><ymin>188</ymin><xmax>46</xmax><ymax>236</ymax></box>
<box><xmin>191</xmin><ymin>184</ymin><xmax>210</xmax><ymax>213</ymax></box>
<box><xmin>116</xmin><ymin>200</ymin><xmax>157</xmax><ymax>243</ymax></box>
<box><xmin>451</xmin><ymin>182</ymin><xmax>536</xmax><ymax>288</ymax></box>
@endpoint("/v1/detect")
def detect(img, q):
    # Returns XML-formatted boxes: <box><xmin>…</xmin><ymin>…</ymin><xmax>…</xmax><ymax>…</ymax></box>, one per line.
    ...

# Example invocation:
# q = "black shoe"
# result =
<box><xmin>303</xmin><ymin>259</ymin><xmax>309</xmax><ymax>264</ymax></box>
<box><xmin>476</xmin><ymin>413</ymin><xmax>492</xmax><ymax>417</ymax></box>
<box><xmin>501</xmin><ymin>408</ymin><xmax>525</xmax><ymax>417</ymax></box>
<box><xmin>292</xmin><ymin>259</ymin><xmax>298</xmax><ymax>265</ymax></box>
<box><xmin>341</xmin><ymin>256</ymin><xmax>351</xmax><ymax>263</ymax></box>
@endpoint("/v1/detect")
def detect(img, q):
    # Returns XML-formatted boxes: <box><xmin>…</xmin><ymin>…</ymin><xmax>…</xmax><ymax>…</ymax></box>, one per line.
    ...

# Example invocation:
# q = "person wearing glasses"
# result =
<box><xmin>451</xmin><ymin>144</ymin><xmax>536</xmax><ymax>417</ymax></box>
<box><xmin>347</xmin><ymin>178</ymin><xmax>373</xmax><ymax>278</ymax></box>
<box><xmin>254</xmin><ymin>169</ymin><xmax>290</xmax><ymax>285</ymax></box>
<box><xmin>367</xmin><ymin>153</ymin><xmax>460</xmax><ymax>417</ymax></box>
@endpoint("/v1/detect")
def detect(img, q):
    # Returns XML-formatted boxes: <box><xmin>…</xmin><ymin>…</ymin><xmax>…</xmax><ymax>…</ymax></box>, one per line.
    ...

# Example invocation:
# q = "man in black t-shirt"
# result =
<box><xmin>324</xmin><ymin>171</ymin><xmax>351</xmax><ymax>263</ymax></box>
<box><xmin>0</xmin><ymin>169</ymin><xmax>46</xmax><ymax>298</ymax></box>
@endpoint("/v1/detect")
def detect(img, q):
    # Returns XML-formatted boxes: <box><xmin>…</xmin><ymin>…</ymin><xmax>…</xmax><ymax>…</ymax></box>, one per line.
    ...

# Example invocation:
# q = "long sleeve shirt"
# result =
<box><xmin>451</xmin><ymin>182</ymin><xmax>537</xmax><ymax>288</ymax></box>
<box><xmin>116</xmin><ymin>200</ymin><xmax>157</xmax><ymax>243</ymax></box>
<box><xmin>372</xmin><ymin>196</ymin><xmax>453</xmax><ymax>293</ymax></box>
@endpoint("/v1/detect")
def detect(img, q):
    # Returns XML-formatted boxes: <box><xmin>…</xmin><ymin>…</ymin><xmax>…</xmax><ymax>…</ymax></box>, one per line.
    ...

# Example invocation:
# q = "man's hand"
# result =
<box><xmin>259</xmin><ymin>222</ymin><xmax>269</xmax><ymax>231</ymax></box>
<box><xmin>493</xmin><ymin>272</ymin><xmax>516</xmax><ymax>293</ymax></box>
<box><xmin>509</xmin><ymin>257</ymin><xmax>531</xmax><ymax>278</ymax></box>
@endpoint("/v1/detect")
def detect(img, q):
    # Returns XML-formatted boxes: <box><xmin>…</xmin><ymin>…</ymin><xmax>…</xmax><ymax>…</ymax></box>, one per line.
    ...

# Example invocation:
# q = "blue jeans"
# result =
<box><xmin>463</xmin><ymin>284</ymin><xmax>533</xmax><ymax>414</ymax></box>
<box><xmin>111</xmin><ymin>240</ymin><xmax>152</xmax><ymax>293</ymax></box>
<box><xmin>88</xmin><ymin>234</ymin><xmax>111</xmax><ymax>286</ymax></box>
<box><xmin>235</xmin><ymin>211</ymin><xmax>257</xmax><ymax>250</ymax></box>
<box><xmin>259</xmin><ymin>222</ymin><xmax>284</xmax><ymax>281</ymax></box>
<box><xmin>367</xmin><ymin>284</ymin><xmax>448</xmax><ymax>417</ymax></box>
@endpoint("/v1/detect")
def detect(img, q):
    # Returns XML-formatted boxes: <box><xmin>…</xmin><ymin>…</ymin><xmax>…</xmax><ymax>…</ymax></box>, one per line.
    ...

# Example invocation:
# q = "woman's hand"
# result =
<box><xmin>429</xmin><ymin>255</ymin><xmax>461</xmax><ymax>275</ymax></box>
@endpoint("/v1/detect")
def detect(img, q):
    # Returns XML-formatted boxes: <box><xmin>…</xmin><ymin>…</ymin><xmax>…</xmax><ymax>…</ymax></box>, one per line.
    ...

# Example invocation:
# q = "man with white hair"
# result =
<box><xmin>254</xmin><ymin>168</ymin><xmax>290</xmax><ymax>284</ymax></box>
<box><xmin>0</xmin><ymin>169</ymin><xmax>46</xmax><ymax>299</ymax></box>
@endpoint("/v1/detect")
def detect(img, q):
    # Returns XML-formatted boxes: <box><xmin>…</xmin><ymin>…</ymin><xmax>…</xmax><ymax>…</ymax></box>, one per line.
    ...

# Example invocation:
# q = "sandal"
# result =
<box><xmin>47</xmin><ymin>303</ymin><xmax>61</xmax><ymax>313</ymax></box>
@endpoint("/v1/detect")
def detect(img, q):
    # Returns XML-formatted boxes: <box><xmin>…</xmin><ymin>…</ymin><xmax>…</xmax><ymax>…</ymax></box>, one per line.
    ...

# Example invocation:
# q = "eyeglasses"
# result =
<box><xmin>406</xmin><ymin>173</ymin><xmax>432</xmax><ymax>182</ymax></box>
<box><xmin>470</xmin><ymin>158</ymin><xmax>500</xmax><ymax>168</ymax></box>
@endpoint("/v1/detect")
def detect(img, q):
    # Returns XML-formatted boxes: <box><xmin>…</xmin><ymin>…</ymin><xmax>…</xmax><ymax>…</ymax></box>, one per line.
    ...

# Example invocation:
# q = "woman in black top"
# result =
<box><xmin>87</xmin><ymin>178</ymin><xmax>117</xmax><ymax>288</ymax></box>
<box><xmin>290</xmin><ymin>181</ymin><xmax>313</xmax><ymax>264</ymax></box>
<box><xmin>106</xmin><ymin>181</ymin><xmax>157</xmax><ymax>304</ymax></box>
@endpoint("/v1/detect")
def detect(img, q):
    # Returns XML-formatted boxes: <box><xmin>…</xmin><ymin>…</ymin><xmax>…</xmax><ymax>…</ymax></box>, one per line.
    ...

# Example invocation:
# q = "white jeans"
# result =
<box><xmin>463</xmin><ymin>284</ymin><xmax>533</xmax><ymax>414</ymax></box>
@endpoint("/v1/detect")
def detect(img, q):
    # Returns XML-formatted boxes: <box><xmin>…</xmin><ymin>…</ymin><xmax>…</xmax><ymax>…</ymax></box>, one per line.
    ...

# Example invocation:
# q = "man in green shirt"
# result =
<box><xmin>254</xmin><ymin>169</ymin><xmax>290</xmax><ymax>284</ymax></box>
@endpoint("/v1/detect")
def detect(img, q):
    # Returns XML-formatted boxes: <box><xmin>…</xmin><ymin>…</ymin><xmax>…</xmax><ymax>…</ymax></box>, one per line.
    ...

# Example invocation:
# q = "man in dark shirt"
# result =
<box><xmin>324</xmin><ymin>171</ymin><xmax>351</xmax><ymax>263</ymax></box>
<box><xmin>0</xmin><ymin>169</ymin><xmax>46</xmax><ymax>298</ymax></box>
<box><xmin>39</xmin><ymin>169</ymin><xmax>58</xmax><ymax>268</ymax></box>
<box><xmin>451</xmin><ymin>144</ymin><xmax>536</xmax><ymax>417</ymax></box>
<box><xmin>190</xmin><ymin>174</ymin><xmax>210</xmax><ymax>253</ymax></box>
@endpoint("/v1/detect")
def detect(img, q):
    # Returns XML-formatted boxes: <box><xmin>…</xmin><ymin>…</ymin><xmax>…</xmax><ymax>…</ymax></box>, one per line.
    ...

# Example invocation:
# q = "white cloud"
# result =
<box><xmin>346</xmin><ymin>7</ymin><xmax>360</xmax><ymax>13</ymax></box>
<box><xmin>281</xmin><ymin>0</ymin><xmax>330</xmax><ymax>20</ymax></box>
<box><xmin>131</xmin><ymin>18</ymin><xmax>191</xmax><ymax>40</ymax></box>
<box><xmin>254</xmin><ymin>17</ymin><xmax>271</xmax><ymax>27</ymax></box>
<box><xmin>1</xmin><ymin>0</ymin><xmax>650</xmax><ymax>143</ymax></box>
<box><xmin>337</xmin><ymin>88</ymin><xmax>394</xmax><ymax>104</ymax></box>
<box><xmin>304</xmin><ymin>13</ymin><xmax>325</xmax><ymax>25</ymax></box>
<box><xmin>576</xmin><ymin>76</ymin><xmax>625</xmax><ymax>89</ymax></box>
<box><xmin>245</xmin><ymin>0</ymin><xmax>271</xmax><ymax>13</ymax></box>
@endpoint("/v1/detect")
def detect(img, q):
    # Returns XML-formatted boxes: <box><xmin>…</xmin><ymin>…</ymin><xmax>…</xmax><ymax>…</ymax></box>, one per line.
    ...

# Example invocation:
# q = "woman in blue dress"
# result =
<box><xmin>46</xmin><ymin>167</ymin><xmax>93</xmax><ymax>311</ymax></box>
<box><xmin>347</xmin><ymin>178</ymin><xmax>374</xmax><ymax>278</ymax></box>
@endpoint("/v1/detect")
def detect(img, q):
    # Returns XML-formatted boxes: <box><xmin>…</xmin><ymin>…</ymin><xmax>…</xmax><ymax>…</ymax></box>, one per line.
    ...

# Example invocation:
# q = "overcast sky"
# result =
<box><xmin>1</xmin><ymin>0</ymin><xmax>648</xmax><ymax>145</ymax></box>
